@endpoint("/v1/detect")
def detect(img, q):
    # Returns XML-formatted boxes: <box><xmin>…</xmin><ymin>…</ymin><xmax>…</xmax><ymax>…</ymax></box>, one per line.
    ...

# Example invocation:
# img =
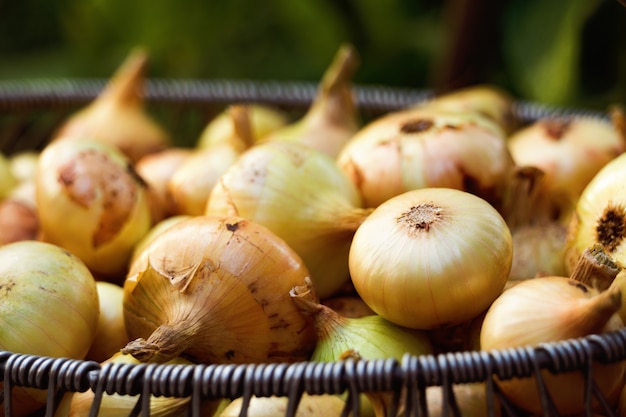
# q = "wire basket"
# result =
<box><xmin>0</xmin><ymin>78</ymin><xmax>623</xmax><ymax>417</ymax></box>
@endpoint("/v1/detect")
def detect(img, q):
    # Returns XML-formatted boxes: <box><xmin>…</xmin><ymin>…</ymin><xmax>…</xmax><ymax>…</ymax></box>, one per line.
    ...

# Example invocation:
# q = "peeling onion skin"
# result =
<box><xmin>349</xmin><ymin>187</ymin><xmax>513</xmax><ymax>330</ymax></box>
<box><xmin>0</xmin><ymin>240</ymin><xmax>99</xmax><ymax>417</ymax></box>
<box><xmin>564</xmin><ymin>151</ymin><xmax>626</xmax><ymax>275</ymax></box>
<box><xmin>122</xmin><ymin>215</ymin><xmax>318</xmax><ymax>365</ymax></box>
<box><xmin>337</xmin><ymin>108</ymin><xmax>514</xmax><ymax>209</ymax></box>
<box><xmin>35</xmin><ymin>138</ymin><xmax>152</xmax><ymax>280</ymax></box>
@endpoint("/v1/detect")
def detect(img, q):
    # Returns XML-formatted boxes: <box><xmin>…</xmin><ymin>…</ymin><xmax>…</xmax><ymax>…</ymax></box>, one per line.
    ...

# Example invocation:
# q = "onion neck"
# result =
<box><xmin>101</xmin><ymin>48</ymin><xmax>147</xmax><ymax>108</ymax></box>
<box><xmin>121</xmin><ymin>321</ymin><xmax>197</xmax><ymax>364</ymax></box>
<box><xmin>570</xmin><ymin>243</ymin><xmax>622</xmax><ymax>291</ymax></box>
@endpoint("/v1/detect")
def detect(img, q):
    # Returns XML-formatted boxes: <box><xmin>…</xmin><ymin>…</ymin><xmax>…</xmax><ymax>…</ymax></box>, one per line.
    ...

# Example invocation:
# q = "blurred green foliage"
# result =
<box><xmin>0</xmin><ymin>0</ymin><xmax>624</xmax><ymax>110</ymax></box>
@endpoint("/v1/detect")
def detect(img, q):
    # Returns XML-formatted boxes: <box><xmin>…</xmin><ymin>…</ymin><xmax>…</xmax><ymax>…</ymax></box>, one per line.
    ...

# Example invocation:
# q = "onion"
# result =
<box><xmin>564</xmin><ymin>150</ymin><xmax>626</xmax><ymax>276</ymax></box>
<box><xmin>196</xmin><ymin>103</ymin><xmax>289</xmax><ymax>149</ymax></box>
<box><xmin>129</xmin><ymin>214</ymin><xmax>192</xmax><ymax>267</ymax></box>
<box><xmin>0</xmin><ymin>184</ymin><xmax>39</xmax><ymax>245</ymax></box>
<box><xmin>51</xmin><ymin>48</ymin><xmax>171</xmax><ymax>162</ymax></box>
<box><xmin>416</xmin><ymin>84</ymin><xmax>517</xmax><ymax>134</ymax></box>
<box><xmin>260</xmin><ymin>43</ymin><xmax>360</xmax><ymax>158</ymax></box>
<box><xmin>336</xmin><ymin>107</ymin><xmax>514</xmax><ymax>209</ymax></box>
<box><xmin>169</xmin><ymin>105</ymin><xmax>254</xmax><ymax>216</ymax></box>
<box><xmin>423</xmin><ymin>382</ymin><xmax>502</xmax><ymax>417</ymax></box>
<box><xmin>121</xmin><ymin>215</ymin><xmax>317</xmax><ymax>365</ymax></box>
<box><xmin>0</xmin><ymin>240</ymin><xmax>99</xmax><ymax>417</ymax></box>
<box><xmin>134</xmin><ymin>147</ymin><xmax>193</xmax><ymax>223</ymax></box>
<box><xmin>291</xmin><ymin>278</ymin><xmax>433</xmax><ymax>362</ymax></box>
<box><xmin>56</xmin><ymin>353</ymin><xmax>220</xmax><ymax>417</ymax></box>
<box><xmin>35</xmin><ymin>138</ymin><xmax>152</xmax><ymax>280</ymax></box>
<box><xmin>0</xmin><ymin>151</ymin><xmax>17</xmax><ymax>199</ymax></box>
<box><xmin>85</xmin><ymin>281</ymin><xmax>128</xmax><ymax>363</ymax></box>
<box><xmin>218</xmin><ymin>394</ymin><xmax>347</xmax><ymax>417</ymax></box>
<box><xmin>8</xmin><ymin>150</ymin><xmax>39</xmax><ymax>184</ymax></box>
<box><xmin>349</xmin><ymin>187</ymin><xmax>513</xmax><ymax>329</ymax></box>
<box><xmin>480</xmin><ymin>273</ymin><xmax>625</xmax><ymax>415</ymax></box>
<box><xmin>205</xmin><ymin>140</ymin><xmax>372</xmax><ymax>299</ymax></box>
<box><xmin>508</xmin><ymin>111</ymin><xmax>625</xmax><ymax>223</ymax></box>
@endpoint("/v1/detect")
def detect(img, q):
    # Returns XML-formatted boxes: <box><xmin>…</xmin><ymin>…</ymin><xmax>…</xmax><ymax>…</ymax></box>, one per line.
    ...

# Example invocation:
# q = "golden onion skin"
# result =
<box><xmin>35</xmin><ymin>138</ymin><xmax>152</xmax><ymax>280</ymax></box>
<box><xmin>349</xmin><ymin>187</ymin><xmax>513</xmax><ymax>330</ymax></box>
<box><xmin>0</xmin><ymin>240</ymin><xmax>99</xmax><ymax>417</ymax></box>
<box><xmin>123</xmin><ymin>215</ymin><xmax>318</xmax><ymax>365</ymax></box>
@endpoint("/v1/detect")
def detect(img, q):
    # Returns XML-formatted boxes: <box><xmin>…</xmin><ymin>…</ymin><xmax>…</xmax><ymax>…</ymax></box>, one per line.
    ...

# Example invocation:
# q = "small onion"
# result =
<box><xmin>122</xmin><ymin>215</ymin><xmax>317</xmax><ymax>365</ymax></box>
<box><xmin>35</xmin><ymin>138</ymin><xmax>152</xmax><ymax>280</ymax></box>
<box><xmin>480</xmin><ymin>276</ymin><xmax>625</xmax><ymax>416</ymax></box>
<box><xmin>0</xmin><ymin>240</ymin><xmax>99</xmax><ymax>417</ymax></box>
<box><xmin>260</xmin><ymin>43</ymin><xmax>360</xmax><ymax>158</ymax></box>
<box><xmin>51</xmin><ymin>49</ymin><xmax>170</xmax><ymax>162</ymax></box>
<box><xmin>85</xmin><ymin>281</ymin><xmax>129</xmax><ymax>363</ymax></box>
<box><xmin>206</xmin><ymin>140</ymin><xmax>372</xmax><ymax>299</ymax></box>
<box><xmin>349</xmin><ymin>187</ymin><xmax>513</xmax><ymax>329</ymax></box>
<box><xmin>337</xmin><ymin>107</ymin><xmax>514</xmax><ymax>209</ymax></box>
<box><xmin>8</xmin><ymin>150</ymin><xmax>39</xmax><ymax>184</ymax></box>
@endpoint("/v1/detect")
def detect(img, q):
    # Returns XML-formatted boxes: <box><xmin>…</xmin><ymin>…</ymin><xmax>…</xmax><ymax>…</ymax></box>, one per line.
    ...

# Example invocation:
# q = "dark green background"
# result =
<box><xmin>1</xmin><ymin>0</ymin><xmax>625</xmax><ymax>110</ymax></box>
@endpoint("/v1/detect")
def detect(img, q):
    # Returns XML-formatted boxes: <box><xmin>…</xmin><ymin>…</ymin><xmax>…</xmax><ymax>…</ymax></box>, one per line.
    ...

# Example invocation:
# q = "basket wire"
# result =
<box><xmin>0</xmin><ymin>78</ymin><xmax>623</xmax><ymax>417</ymax></box>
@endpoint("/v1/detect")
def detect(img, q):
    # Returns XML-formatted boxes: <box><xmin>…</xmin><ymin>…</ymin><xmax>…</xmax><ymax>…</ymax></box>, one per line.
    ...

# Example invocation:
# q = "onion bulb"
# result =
<box><xmin>508</xmin><ymin>111</ymin><xmax>625</xmax><ymax>223</ymax></box>
<box><xmin>51</xmin><ymin>48</ymin><xmax>171</xmax><ymax>162</ymax></box>
<box><xmin>134</xmin><ymin>147</ymin><xmax>193</xmax><ymax>223</ymax></box>
<box><xmin>291</xmin><ymin>278</ymin><xmax>433</xmax><ymax>362</ymax></box>
<box><xmin>206</xmin><ymin>140</ymin><xmax>372</xmax><ymax>299</ymax></box>
<box><xmin>169</xmin><ymin>105</ymin><xmax>254</xmax><ymax>216</ymax></box>
<box><xmin>564</xmin><ymin>151</ymin><xmax>626</xmax><ymax>276</ymax></box>
<box><xmin>196</xmin><ymin>103</ymin><xmax>288</xmax><ymax>149</ymax></box>
<box><xmin>349</xmin><ymin>187</ymin><xmax>513</xmax><ymax>329</ymax></box>
<box><xmin>480</xmin><ymin>275</ymin><xmax>625</xmax><ymax>416</ymax></box>
<box><xmin>218</xmin><ymin>394</ymin><xmax>347</xmax><ymax>417</ymax></box>
<box><xmin>122</xmin><ymin>215</ymin><xmax>317</xmax><ymax>365</ymax></box>
<box><xmin>0</xmin><ymin>240</ymin><xmax>99</xmax><ymax>417</ymax></box>
<box><xmin>57</xmin><ymin>352</ymin><xmax>220</xmax><ymax>417</ymax></box>
<box><xmin>337</xmin><ymin>107</ymin><xmax>514</xmax><ymax>209</ymax></box>
<box><xmin>35</xmin><ymin>138</ymin><xmax>152</xmax><ymax>280</ymax></box>
<box><xmin>85</xmin><ymin>281</ymin><xmax>129</xmax><ymax>363</ymax></box>
<box><xmin>260</xmin><ymin>43</ymin><xmax>360</xmax><ymax>158</ymax></box>
<box><xmin>416</xmin><ymin>84</ymin><xmax>517</xmax><ymax>134</ymax></box>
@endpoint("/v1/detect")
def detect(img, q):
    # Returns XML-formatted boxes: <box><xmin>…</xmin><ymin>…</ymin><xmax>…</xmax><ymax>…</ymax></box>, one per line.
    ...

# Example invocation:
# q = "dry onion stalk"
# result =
<box><xmin>205</xmin><ymin>140</ymin><xmax>372</xmax><ymax>299</ymax></box>
<box><xmin>349</xmin><ymin>187</ymin><xmax>513</xmax><ymax>330</ymax></box>
<box><xmin>122</xmin><ymin>215</ymin><xmax>317</xmax><ymax>365</ymax></box>
<box><xmin>336</xmin><ymin>107</ymin><xmax>514</xmax><ymax>209</ymax></box>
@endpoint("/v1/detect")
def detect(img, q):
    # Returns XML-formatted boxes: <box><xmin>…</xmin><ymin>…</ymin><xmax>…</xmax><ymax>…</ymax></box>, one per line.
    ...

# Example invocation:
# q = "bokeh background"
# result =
<box><xmin>1</xmin><ymin>0</ymin><xmax>625</xmax><ymax>110</ymax></box>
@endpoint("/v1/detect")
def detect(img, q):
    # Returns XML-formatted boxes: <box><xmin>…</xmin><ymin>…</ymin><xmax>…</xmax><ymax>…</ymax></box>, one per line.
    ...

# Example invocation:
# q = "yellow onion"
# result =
<box><xmin>337</xmin><ymin>107</ymin><xmax>514</xmax><ymax>209</ymax></box>
<box><xmin>85</xmin><ymin>281</ymin><xmax>129</xmax><ymax>363</ymax></box>
<box><xmin>417</xmin><ymin>84</ymin><xmax>517</xmax><ymax>134</ymax></box>
<box><xmin>122</xmin><ymin>215</ymin><xmax>317</xmax><ymax>365</ymax></box>
<box><xmin>56</xmin><ymin>352</ymin><xmax>219</xmax><ymax>417</ymax></box>
<box><xmin>480</xmin><ymin>275</ymin><xmax>625</xmax><ymax>416</ymax></box>
<box><xmin>0</xmin><ymin>240</ymin><xmax>99</xmax><ymax>417</ymax></box>
<box><xmin>134</xmin><ymin>147</ymin><xmax>193</xmax><ymax>223</ymax></box>
<box><xmin>196</xmin><ymin>103</ymin><xmax>289</xmax><ymax>149</ymax></box>
<box><xmin>508</xmin><ymin>111</ymin><xmax>625</xmax><ymax>223</ymax></box>
<box><xmin>564</xmin><ymin>151</ymin><xmax>626</xmax><ymax>276</ymax></box>
<box><xmin>291</xmin><ymin>278</ymin><xmax>433</xmax><ymax>362</ymax></box>
<box><xmin>51</xmin><ymin>48</ymin><xmax>171</xmax><ymax>162</ymax></box>
<box><xmin>349</xmin><ymin>187</ymin><xmax>513</xmax><ymax>329</ymax></box>
<box><xmin>205</xmin><ymin>140</ymin><xmax>372</xmax><ymax>299</ymax></box>
<box><xmin>169</xmin><ymin>105</ymin><xmax>254</xmax><ymax>216</ymax></box>
<box><xmin>9</xmin><ymin>150</ymin><xmax>39</xmax><ymax>184</ymax></box>
<box><xmin>35</xmin><ymin>138</ymin><xmax>152</xmax><ymax>280</ymax></box>
<box><xmin>260</xmin><ymin>43</ymin><xmax>360</xmax><ymax>158</ymax></box>
<box><xmin>218</xmin><ymin>394</ymin><xmax>347</xmax><ymax>417</ymax></box>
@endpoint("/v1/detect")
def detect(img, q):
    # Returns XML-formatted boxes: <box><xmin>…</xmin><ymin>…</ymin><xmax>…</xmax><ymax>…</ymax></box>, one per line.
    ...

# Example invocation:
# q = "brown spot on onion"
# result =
<box><xmin>541</xmin><ymin>119</ymin><xmax>571</xmax><ymax>140</ymax></box>
<box><xmin>226</xmin><ymin>221</ymin><xmax>240</xmax><ymax>232</ymax></box>
<box><xmin>595</xmin><ymin>204</ymin><xmax>626</xmax><ymax>252</ymax></box>
<box><xmin>400</xmin><ymin>119</ymin><xmax>434</xmax><ymax>134</ymax></box>
<box><xmin>397</xmin><ymin>203</ymin><xmax>443</xmax><ymax>233</ymax></box>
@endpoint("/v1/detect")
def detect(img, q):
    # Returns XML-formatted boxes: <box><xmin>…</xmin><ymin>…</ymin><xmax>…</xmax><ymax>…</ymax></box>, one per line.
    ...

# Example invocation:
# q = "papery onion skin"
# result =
<box><xmin>480</xmin><ymin>276</ymin><xmax>625</xmax><ymax>416</ymax></box>
<box><xmin>122</xmin><ymin>215</ymin><xmax>318</xmax><ymax>365</ymax></box>
<box><xmin>349</xmin><ymin>187</ymin><xmax>513</xmax><ymax>330</ymax></box>
<box><xmin>35</xmin><ymin>138</ymin><xmax>152</xmax><ymax>280</ymax></box>
<box><xmin>206</xmin><ymin>140</ymin><xmax>371</xmax><ymax>300</ymax></box>
<box><xmin>337</xmin><ymin>108</ymin><xmax>513</xmax><ymax>209</ymax></box>
<box><xmin>0</xmin><ymin>240</ymin><xmax>99</xmax><ymax>417</ymax></box>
